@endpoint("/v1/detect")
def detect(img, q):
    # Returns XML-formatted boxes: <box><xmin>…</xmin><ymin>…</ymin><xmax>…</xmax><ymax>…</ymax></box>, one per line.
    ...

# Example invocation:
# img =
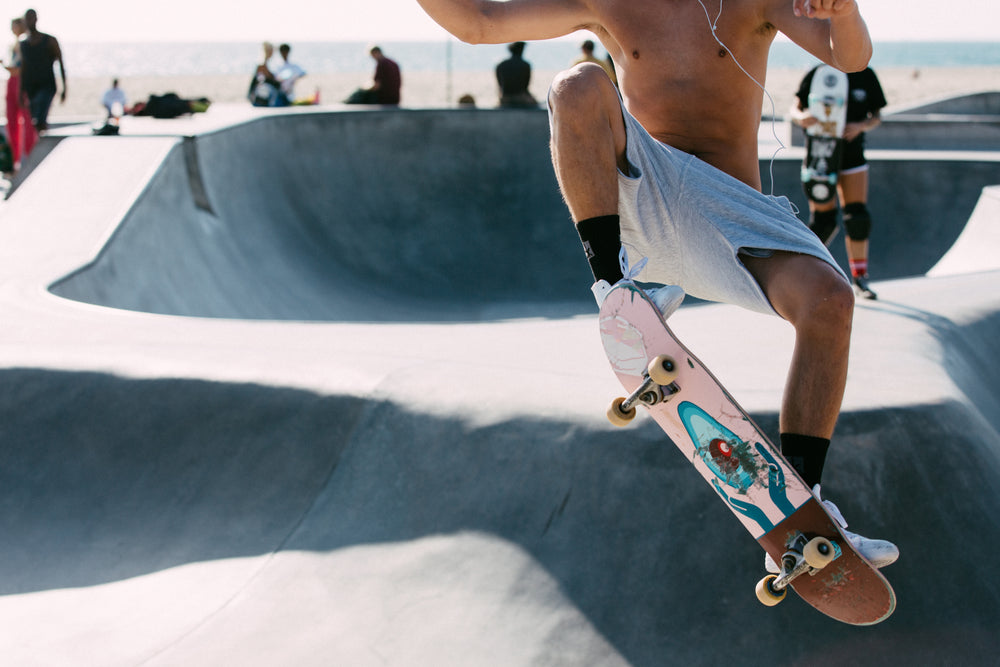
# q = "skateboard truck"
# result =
<box><xmin>756</xmin><ymin>532</ymin><xmax>842</xmax><ymax>606</ymax></box>
<box><xmin>607</xmin><ymin>355</ymin><xmax>680</xmax><ymax>426</ymax></box>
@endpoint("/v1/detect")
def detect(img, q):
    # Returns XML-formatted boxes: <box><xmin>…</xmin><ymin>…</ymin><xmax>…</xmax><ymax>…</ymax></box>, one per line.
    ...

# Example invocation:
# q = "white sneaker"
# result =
<box><xmin>643</xmin><ymin>283</ymin><xmax>686</xmax><ymax>319</ymax></box>
<box><xmin>764</xmin><ymin>484</ymin><xmax>899</xmax><ymax>573</ymax></box>
<box><xmin>591</xmin><ymin>279</ymin><xmax>614</xmax><ymax>307</ymax></box>
<box><xmin>592</xmin><ymin>280</ymin><xmax>685</xmax><ymax>320</ymax></box>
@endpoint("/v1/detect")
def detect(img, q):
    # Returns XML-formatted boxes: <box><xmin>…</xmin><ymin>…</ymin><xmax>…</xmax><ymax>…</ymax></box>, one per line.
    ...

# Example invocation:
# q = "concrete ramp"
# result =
<box><xmin>1</xmin><ymin>109</ymin><xmax>1000</xmax><ymax>665</ymax></box>
<box><xmin>928</xmin><ymin>185</ymin><xmax>1000</xmax><ymax>276</ymax></box>
<box><xmin>44</xmin><ymin>110</ymin><xmax>1000</xmax><ymax>321</ymax></box>
<box><xmin>48</xmin><ymin>110</ymin><xmax>591</xmax><ymax>322</ymax></box>
<box><xmin>2</xmin><ymin>276</ymin><xmax>1000</xmax><ymax>665</ymax></box>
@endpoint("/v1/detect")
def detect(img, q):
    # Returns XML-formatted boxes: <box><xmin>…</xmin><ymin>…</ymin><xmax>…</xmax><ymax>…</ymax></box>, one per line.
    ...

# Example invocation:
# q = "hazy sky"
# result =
<box><xmin>11</xmin><ymin>1</ymin><xmax>1000</xmax><ymax>44</ymax></box>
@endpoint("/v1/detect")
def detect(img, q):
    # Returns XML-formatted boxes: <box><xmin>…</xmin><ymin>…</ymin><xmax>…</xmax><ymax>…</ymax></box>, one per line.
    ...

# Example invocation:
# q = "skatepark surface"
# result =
<box><xmin>1</xmin><ymin>107</ymin><xmax>999</xmax><ymax>665</ymax></box>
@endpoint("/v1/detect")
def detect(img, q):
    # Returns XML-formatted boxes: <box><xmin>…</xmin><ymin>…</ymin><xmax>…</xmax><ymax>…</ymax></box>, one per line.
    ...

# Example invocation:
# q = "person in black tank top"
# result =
<box><xmin>19</xmin><ymin>9</ymin><xmax>66</xmax><ymax>132</ymax></box>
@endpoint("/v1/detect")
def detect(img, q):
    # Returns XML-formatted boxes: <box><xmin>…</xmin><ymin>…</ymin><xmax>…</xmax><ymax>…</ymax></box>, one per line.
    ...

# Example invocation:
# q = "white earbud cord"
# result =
<box><xmin>695</xmin><ymin>0</ymin><xmax>786</xmax><ymax>197</ymax></box>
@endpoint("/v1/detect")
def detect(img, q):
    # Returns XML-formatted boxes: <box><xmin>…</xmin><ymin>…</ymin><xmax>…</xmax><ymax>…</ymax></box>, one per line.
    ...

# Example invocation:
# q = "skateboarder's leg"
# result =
<box><xmin>548</xmin><ymin>66</ymin><xmax>686</xmax><ymax>313</ymax></box>
<box><xmin>749</xmin><ymin>252</ymin><xmax>898</xmax><ymax>569</ymax></box>
<box><xmin>838</xmin><ymin>169</ymin><xmax>870</xmax><ymax>261</ymax></box>
<box><xmin>837</xmin><ymin>169</ymin><xmax>877</xmax><ymax>299</ymax></box>
<box><xmin>741</xmin><ymin>251</ymin><xmax>854</xmax><ymax>440</ymax></box>
<box><xmin>548</xmin><ymin>63</ymin><xmax>628</xmax><ymax>222</ymax></box>
<box><xmin>549</xmin><ymin>64</ymin><xmax>631</xmax><ymax>290</ymax></box>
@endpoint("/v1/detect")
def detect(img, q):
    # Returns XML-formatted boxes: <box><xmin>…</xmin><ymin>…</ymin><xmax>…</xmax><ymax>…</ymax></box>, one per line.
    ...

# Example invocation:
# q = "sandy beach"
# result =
<box><xmin>45</xmin><ymin>65</ymin><xmax>1000</xmax><ymax>123</ymax></box>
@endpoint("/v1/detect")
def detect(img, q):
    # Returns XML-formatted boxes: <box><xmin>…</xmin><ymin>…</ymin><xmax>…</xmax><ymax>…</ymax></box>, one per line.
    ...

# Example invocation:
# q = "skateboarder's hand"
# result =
<box><xmin>793</xmin><ymin>0</ymin><xmax>859</xmax><ymax>20</ymax></box>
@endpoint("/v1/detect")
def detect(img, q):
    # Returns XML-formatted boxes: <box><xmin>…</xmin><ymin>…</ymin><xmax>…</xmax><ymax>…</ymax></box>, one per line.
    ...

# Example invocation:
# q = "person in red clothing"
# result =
<box><xmin>368</xmin><ymin>46</ymin><xmax>401</xmax><ymax>105</ymax></box>
<box><xmin>3</xmin><ymin>16</ymin><xmax>37</xmax><ymax>171</ymax></box>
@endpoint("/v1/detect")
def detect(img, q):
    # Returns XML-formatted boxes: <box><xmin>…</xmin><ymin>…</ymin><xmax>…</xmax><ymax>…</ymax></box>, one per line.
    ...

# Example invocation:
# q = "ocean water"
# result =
<box><xmin>67</xmin><ymin>40</ymin><xmax>1000</xmax><ymax>80</ymax></box>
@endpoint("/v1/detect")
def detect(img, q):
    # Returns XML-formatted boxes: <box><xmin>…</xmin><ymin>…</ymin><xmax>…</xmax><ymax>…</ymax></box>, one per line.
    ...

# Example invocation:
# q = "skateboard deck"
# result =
<box><xmin>599</xmin><ymin>282</ymin><xmax>895</xmax><ymax>625</ymax></box>
<box><xmin>801</xmin><ymin>65</ymin><xmax>848</xmax><ymax>204</ymax></box>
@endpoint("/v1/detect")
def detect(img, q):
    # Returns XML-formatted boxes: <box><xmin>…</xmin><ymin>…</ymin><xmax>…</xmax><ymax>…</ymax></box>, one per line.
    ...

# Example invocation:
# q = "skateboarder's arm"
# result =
<box><xmin>415</xmin><ymin>0</ymin><xmax>593</xmax><ymax>44</ymax></box>
<box><xmin>771</xmin><ymin>0</ymin><xmax>873</xmax><ymax>73</ymax></box>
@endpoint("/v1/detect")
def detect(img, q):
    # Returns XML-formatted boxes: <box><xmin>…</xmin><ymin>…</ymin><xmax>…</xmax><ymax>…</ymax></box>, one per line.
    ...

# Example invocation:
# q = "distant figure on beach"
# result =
<box><xmin>248</xmin><ymin>41</ymin><xmax>289</xmax><ymax>107</ymax></box>
<box><xmin>791</xmin><ymin>65</ymin><xmax>887</xmax><ymax>300</ymax></box>
<box><xmin>495</xmin><ymin>41</ymin><xmax>536</xmax><ymax>108</ymax></box>
<box><xmin>3</xmin><ymin>16</ymin><xmax>36</xmax><ymax>170</ymax></box>
<box><xmin>19</xmin><ymin>8</ymin><xmax>66</xmax><ymax>133</ymax></box>
<box><xmin>368</xmin><ymin>46</ymin><xmax>401</xmax><ymax>105</ymax></box>
<box><xmin>101</xmin><ymin>78</ymin><xmax>127</xmax><ymax>118</ymax></box>
<box><xmin>572</xmin><ymin>39</ymin><xmax>616</xmax><ymax>85</ymax></box>
<box><xmin>130</xmin><ymin>93</ymin><xmax>210</xmax><ymax>119</ymax></box>
<box><xmin>344</xmin><ymin>45</ymin><xmax>401</xmax><ymax>105</ymax></box>
<box><xmin>274</xmin><ymin>43</ymin><xmax>307</xmax><ymax>102</ymax></box>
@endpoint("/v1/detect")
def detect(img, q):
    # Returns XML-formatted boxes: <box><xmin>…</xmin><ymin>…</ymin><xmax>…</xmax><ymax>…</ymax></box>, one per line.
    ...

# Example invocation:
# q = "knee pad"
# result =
<box><xmin>843</xmin><ymin>203</ymin><xmax>872</xmax><ymax>241</ymax></box>
<box><xmin>809</xmin><ymin>209</ymin><xmax>839</xmax><ymax>247</ymax></box>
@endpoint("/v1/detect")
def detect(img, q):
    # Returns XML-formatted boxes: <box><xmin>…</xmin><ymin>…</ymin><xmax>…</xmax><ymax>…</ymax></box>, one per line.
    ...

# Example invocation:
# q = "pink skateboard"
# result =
<box><xmin>599</xmin><ymin>281</ymin><xmax>895</xmax><ymax>625</ymax></box>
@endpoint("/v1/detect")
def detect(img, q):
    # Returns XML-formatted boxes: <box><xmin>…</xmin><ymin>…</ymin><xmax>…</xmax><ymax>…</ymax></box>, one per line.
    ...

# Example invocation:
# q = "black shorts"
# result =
<box><xmin>840</xmin><ymin>136</ymin><xmax>867</xmax><ymax>173</ymax></box>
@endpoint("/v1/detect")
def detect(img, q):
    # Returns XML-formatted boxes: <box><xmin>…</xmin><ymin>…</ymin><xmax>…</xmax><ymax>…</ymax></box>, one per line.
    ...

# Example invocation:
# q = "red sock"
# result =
<box><xmin>849</xmin><ymin>259</ymin><xmax>868</xmax><ymax>278</ymax></box>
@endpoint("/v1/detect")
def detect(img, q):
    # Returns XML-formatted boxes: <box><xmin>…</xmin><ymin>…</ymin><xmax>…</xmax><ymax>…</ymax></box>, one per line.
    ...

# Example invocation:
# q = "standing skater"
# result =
<box><xmin>413</xmin><ymin>0</ymin><xmax>899</xmax><ymax>571</ymax></box>
<box><xmin>792</xmin><ymin>64</ymin><xmax>887</xmax><ymax>299</ymax></box>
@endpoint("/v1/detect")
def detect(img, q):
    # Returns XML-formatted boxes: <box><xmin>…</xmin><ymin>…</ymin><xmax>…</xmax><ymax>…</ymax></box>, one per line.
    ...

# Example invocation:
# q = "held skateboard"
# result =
<box><xmin>599</xmin><ymin>282</ymin><xmax>895</xmax><ymax>625</ymax></box>
<box><xmin>801</xmin><ymin>64</ymin><xmax>849</xmax><ymax>204</ymax></box>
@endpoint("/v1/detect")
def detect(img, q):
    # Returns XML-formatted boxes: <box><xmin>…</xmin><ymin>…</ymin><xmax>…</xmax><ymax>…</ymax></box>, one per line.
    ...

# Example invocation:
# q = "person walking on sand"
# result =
<box><xmin>4</xmin><ymin>16</ymin><xmax>36</xmax><ymax>169</ymax></box>
<box><xmin>19</xmin><ymin>8</ymin><xmax>66</xmax><ymax>133</ymax></box>
<box><xmin>412</xmin><ymin>0</ymin><xmax>898</xmax><ymax>574</ymax></box>
<box><xmin>791</xmin><ymin>65</ymin><xmax>887</xmax><ymax>300</ymax></box>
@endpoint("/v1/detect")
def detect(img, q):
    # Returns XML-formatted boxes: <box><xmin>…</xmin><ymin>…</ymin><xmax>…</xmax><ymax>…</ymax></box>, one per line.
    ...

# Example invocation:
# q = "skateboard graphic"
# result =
<box><xmin>801</xmin><ymin>65</ymin><xmax>848</xmax><ymax>204</ymax></box>
<box><xmin>599</xmin><ymin>282</ymin><xmax>895</xmax><ymax>625</ymax></box>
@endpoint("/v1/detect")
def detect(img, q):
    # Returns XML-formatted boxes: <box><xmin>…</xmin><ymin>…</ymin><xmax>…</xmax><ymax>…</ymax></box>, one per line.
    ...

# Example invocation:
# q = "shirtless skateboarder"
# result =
<box><xmin>413</xmin><ymin>0</ymin><xmax>898</xmax><ymax>572</ymax></box>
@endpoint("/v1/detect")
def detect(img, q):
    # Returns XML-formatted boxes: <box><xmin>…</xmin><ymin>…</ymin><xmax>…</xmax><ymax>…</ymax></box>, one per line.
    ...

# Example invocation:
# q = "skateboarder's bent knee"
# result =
<box><xmin>548</xmin><ymin>64</ymin><xmax>619</xmax><ymax>124</ymax></box>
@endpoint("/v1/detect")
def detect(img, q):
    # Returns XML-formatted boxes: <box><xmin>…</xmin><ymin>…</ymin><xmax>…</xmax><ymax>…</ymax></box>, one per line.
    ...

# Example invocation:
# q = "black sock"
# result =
<box><xmin>779</xmin><ymin>433</ymin><xmax>830</xmax><ymax>488</ymax></box>
<box><xmin>575</xmin><ymin>215</ymin><xmax>623</xmax><ymax>284</ymax></box>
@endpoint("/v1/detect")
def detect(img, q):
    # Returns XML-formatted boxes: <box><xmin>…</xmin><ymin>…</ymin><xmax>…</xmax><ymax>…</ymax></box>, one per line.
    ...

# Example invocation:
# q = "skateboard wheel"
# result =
<box><xmin>647</xmin><ymin>355</ymin><xmax>678</xmax><ymax>386</ymax></box>
<box><xmin>803</xmin><ymin>536</ymin><xmax>837</xmax><ymax>569</ymax></box>
<box><xmin>755</xmin><ymin>574</ymin><xmax>786</xmax><ymax>607</ymax></box>
<box><xmin>607</xmin><ymin>397</ymin><xmax>636</xmax><ymax>426</ymax></box>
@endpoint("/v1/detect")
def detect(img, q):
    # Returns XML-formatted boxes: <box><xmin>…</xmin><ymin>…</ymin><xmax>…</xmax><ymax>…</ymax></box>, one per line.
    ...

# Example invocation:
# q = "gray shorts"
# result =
<box><xmin>616</xmin><ymin>101</ymin><xmax>847</xmax><ymax>316</ymax></box>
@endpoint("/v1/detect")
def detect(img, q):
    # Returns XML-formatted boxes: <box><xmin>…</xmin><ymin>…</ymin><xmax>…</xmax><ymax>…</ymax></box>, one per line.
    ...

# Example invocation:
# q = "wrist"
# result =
<box><xmin>829</xmin><ymin>7</ymin><xmax>872</xmax><ymax>70</ymax></box>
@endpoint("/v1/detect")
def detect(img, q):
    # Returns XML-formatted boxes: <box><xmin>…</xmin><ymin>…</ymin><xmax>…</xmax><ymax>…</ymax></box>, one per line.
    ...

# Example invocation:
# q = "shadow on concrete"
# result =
<box><xmin>2</xmin><ymin>362</ymin><xmax>999</xmax><ymax>664</ymax></box>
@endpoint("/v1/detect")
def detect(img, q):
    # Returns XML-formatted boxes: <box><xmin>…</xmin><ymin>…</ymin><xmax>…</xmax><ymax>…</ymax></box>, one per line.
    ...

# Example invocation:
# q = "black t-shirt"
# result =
<box><xmin>795</xmin><ymin>66</ymin><xmax>887</xmax><ymax>124</ymax></box>
<box><xmin>19</xmin><ymin>33</ymin><xmax>57</xmax><ymax>94</ymax></box>
<box><xmin>496</xmin><ymin>56</ymin><xmax>531</xmax><ymax>96</ymax></box>
<box><xmin>374</xmin><ymin>57</ymin><xmax>401</xmax><ymax>105</ymax></box>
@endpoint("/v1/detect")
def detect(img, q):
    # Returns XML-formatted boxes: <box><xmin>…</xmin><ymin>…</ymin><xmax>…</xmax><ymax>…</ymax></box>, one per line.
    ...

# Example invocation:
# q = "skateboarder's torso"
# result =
<box><xmin>588</xmin><ymin>0</ymin><xmax>778</xmax><ymax>189</ymax></box>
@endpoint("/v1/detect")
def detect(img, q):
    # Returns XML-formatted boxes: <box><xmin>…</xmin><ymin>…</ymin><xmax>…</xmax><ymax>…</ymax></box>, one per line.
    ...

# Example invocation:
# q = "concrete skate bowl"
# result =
<box><xmin>48</xmin><ymin>109</ymin><xmax>1000</xmax><ymax>322</ymax></box>
<box><xmin>49</xmin><ymin>109</ymin><xmax>593</xmax><ymax>322</ymax></box>
<box><xmin>4</xmin><ymin>278</ymin><xmax>1000</xmax><ymax>665</ymax></box>
<box><xmin>4</xmin><ymin>108</ymin><xmax>1000</xmax><ymax>664</ymax></box>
